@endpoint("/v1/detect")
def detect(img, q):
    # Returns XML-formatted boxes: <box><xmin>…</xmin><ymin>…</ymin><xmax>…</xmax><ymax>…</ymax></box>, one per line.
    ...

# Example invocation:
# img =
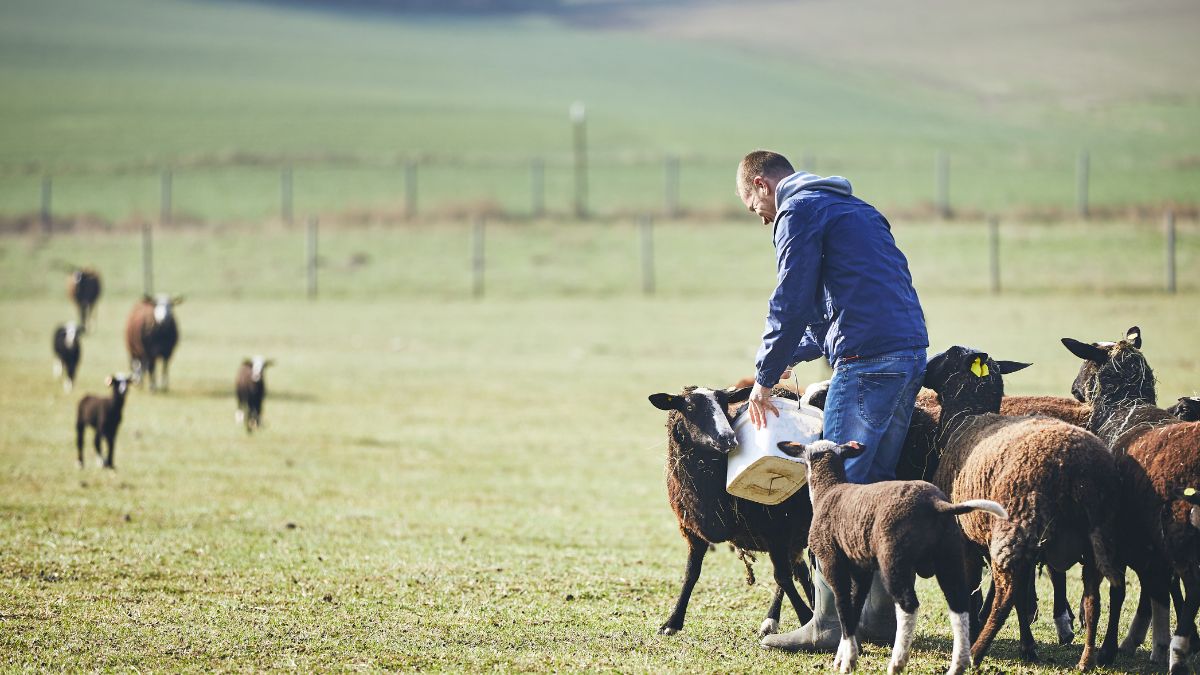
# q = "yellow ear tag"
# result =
<box><xmin>971</xmin><ymin>357</ymin><xmax>989</xmax><ymax>378</ymax></box>
<box><xmin>1186</xmin><ymin>487</ymin><xmax>1197</xmax><ymax>497</ymax></box>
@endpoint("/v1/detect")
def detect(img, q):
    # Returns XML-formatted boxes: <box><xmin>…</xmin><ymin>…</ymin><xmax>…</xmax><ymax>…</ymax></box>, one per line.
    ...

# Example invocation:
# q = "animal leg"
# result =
<box><xmin>1013</xmin><ymin>564</ymin><xmax>1040</xmax><ymax>662</ymax></box>
<box><xmin>104</xmin><ymin>434</ymin><xmax>115</xmax><ymax>470</ymax></box>
<box><xmin>161</xmin><ymin>358</ymin><xmax>169</xmax><ymax>392</ymax></box>
<box><xmin>1076</xmin><ymin>561</ymin><xmax>1103</xmax><ymax>671</ymax></box>
<box><xmin>830</xmin><ymin>565</ymin><xmax>867</xmax><ymax>673</ymax></box>
<box><xmin>768</xmin><ymin>541</ymin><xmax>813</xmax><ymax>628</ymax></box>
<box><xmin>1098</xmin><ymin>568</ymin><xmax>1126</xmax><ymax>665</ymax></box>
<box><xmin>963</xmin><ymin>554</ymin><xmax>985</xmax><ymax>641</ymax></box>
<box><xmin>881</xmin><ymin>567</ymin><xmax>919</xmax><ymax>675</ymax></box>
<box><xmin>971</xmin><ymin>567</ymin><xmax>1018</xmax><ymax>666</ymax></box>
<box><xmin>659</xmin><ymin>531</ymin><xmax>707</xmax><ymax>635</ymax></box>
<box><xmin>760</xmin><ymin>585</ymin><xmax>785</xmax><ymax>637</ymax></box>
<box><xmin>76</xmin><ymin>424</ymin><xmax>85</xmax><ymax>468</ymax></box>
<box><xmin>1050</xmin><ymin>567</ymin><xmax>1076</xmax><ymax>644</ymax></box>
<box><xmin>93</xmin><ymin>429</ymin><xmax>104</xmax><ymax>466</ymax></box>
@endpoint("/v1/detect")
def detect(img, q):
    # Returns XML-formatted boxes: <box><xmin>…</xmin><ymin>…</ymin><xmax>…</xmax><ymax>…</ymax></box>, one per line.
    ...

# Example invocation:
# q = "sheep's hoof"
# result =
<box><xmin>758</xmin><ymin>618</ymin><xmax>779</xmax><ymax>637</ymax></box>
<box><xmin>1056</xmin><ymin>612</ymin><xmax>1076</xmax><ymax>644</ymax></box>
<box><xmin>1152</xmin><ymin>644</ymin><xmax>1169</xmax><ymax>664</ymax></box>
<box><xmin>658</xmin><ymin>624</ymin><xmax>679</xmax><ymax>636</ymax></box>
<box><xmin>1020</xmin><ymin>645</ymin><xmax>1040</xmax><ymax>663</ymax></box>
<box><xmin>1097</xmin><ymin>645</ymin><xmax>1117</xmax><ymax>666</ymax></box>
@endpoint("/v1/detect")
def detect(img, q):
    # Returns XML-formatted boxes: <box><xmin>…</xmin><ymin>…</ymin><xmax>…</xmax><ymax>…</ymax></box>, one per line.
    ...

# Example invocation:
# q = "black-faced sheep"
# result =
<box><xmin>126</xmin><ymin>295</ymin><xmax>182</xmax><ymax>392</ymax></box>
<box><xmin>76</xmin><ymin>374</ymin><xmax>130</xmax><ymax>469</ymax></box>
<box><xmin>1169</xmin><ymin>397</ymin><xmax>1200</xmax><ymax>422</ymax></box>
<box><xmin>649</xmin><ymin>385</ymin><xmax>814</xmax><ymax>637</ymax></box>
<box><xmin>236</xmin><ymin>356</ymin><xmax>273</xmax><ymax>433</ymax></box>
<box><xmin>923</xmin><ymin>346</ymin><xmax>1125</xmax><ymax>670</ymax></box>
<box><xmin>52</xmin><ymin>322</ymin><xmax>83</xmax><ymax>392</ymax></box>
<box><xmin>778</xmin><ymin>439</ymin><xmax>1006</xmax><ymax>675</ymax></box>
<box><xmin>67</xmin><ymin>267</ymin><xmax>101</xmax><ymax>330</ymax></box>
<box><xmin>1063</xmin><ymin>327</ymin><xmax>1200</xmax><ymax>673</ymax></box>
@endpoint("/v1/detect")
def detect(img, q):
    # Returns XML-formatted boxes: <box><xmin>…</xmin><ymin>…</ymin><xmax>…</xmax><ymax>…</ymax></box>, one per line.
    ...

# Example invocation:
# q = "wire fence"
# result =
<box><xmin>3</xmin><ymin>149</ymin><xmax>1199</xmax><ymax>230</ymax></box>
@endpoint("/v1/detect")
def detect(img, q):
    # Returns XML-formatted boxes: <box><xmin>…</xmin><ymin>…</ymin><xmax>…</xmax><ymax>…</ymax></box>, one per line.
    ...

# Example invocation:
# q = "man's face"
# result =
<box><xmin>738</xmin><ymin>175</ymin><xmax>777</xmax><ymax>225</ymax></box>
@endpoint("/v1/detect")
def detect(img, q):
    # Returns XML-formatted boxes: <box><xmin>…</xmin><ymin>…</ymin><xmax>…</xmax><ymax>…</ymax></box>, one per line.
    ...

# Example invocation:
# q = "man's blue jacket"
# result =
<box><xmin>754</xmin><ymin>172</ymin><xmax>928</xmax><ymax>388</ymax></box>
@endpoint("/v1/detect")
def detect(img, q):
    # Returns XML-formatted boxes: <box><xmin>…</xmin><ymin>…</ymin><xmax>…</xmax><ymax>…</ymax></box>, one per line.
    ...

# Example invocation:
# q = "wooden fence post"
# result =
<box><xmin>988</xmin><ymin>216</ymin><xmax>1001</xmax><ymax>294</ymax></box>
<box><xmin>472</xmin><ymin>215</ymin><xmax>485</xmax><ymax>298</ymax></box>
<box><xmin>307</xmin><ymin>216</ymin><xmax>318</xmax><ymax>300</ymax></box>
<box><xmin>405</xmin><ymin>160</ymin><xmax>418</xmax><ymax>219</ymax></box>
<box><xmin>935</xmin><ymin>150</ymin><xmax>950</xmax><ymax>219</ymax></box>
<box><xmin>640</xmin><ymin>214</ymin><xmax>655</xmax><ymax>295</ymax></box>
<box><xmin>281</xmin><ymin>166</ymin><xmax>293</xmax><ymax>225</ymax></box>
<box><xmin>664</xmin><ymin>155</ymin><xmax>679</xmax><ymax>218</ymax></box>
<box><xmin>571</xmin><ymin>103</ymin><xmax>588</xmax><ymax>220</ymax></box>
<box><xmin>142</xmin><ymin>223</ymin><xmax>154</xmax><ymax>296</ymax></box>
<box><xmin>1166</xmin><ymin>210</ymin><xmax>1177</xmax><ymax>294</ymax></box>
<box><xmin>1077</xmin><ymin>150</ymin><xmax>1090</xmax><ymax>219</ymax></box>
<box><xmin>531</xmin><ymin>157</ymin><xmax>544</xmax><ymax>218</ymax></box>
<box><xmin>161</xmin><ymin>169</ymin><xmax>172</xmax><ymax>225</ymax></box>
<box><xmin>40</xmin><ymin>176</ymin><xmax>52</xmax><ymax>234</ymax></box>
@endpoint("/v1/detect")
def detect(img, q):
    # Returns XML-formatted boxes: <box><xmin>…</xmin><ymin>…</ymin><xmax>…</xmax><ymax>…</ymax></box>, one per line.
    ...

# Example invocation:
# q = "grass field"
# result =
<box><xmin>0</xmin><ymin>0</ymin><xmax>1198</xmax><ymax>221</ymax></box>
<box><xmin>1</xmin><ymin>222</ymin><xmax>1199</xmax><ymax>671</ymax></box>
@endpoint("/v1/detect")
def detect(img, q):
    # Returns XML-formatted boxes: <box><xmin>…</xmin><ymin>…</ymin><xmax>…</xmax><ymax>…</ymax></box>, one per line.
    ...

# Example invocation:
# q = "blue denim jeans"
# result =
<box><xmin>821</xmin><ymin>347</ymin><xmax>927</xmax><ymax>484</ymax></box>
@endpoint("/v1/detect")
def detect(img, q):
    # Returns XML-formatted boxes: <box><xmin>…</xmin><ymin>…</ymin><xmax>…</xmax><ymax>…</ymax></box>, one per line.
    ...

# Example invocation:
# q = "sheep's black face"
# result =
<box><xmin>923</xmin><ymin>346</ymin><xmax>1024</xmax><ymax>413</ymax></box>
<box><xmin>1169</xmin><ymin>397</ymin><xmax>1200</xmax><ymax>422</ymax></box>
<box><xmin>649</xmin><ymin>386</ymin><xmax>743</xmax><ymax>454</ymax></box>
<box><xmin>1062</xmin><ymin>326</ymin><xmax>1155</xmax><ymax>406</ymax></box>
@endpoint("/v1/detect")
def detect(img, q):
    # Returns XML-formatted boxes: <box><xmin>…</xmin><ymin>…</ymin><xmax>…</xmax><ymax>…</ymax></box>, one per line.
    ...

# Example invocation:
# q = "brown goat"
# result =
<box><xmin>76</xmin><ymin>375</ymin><xmax>130</xmax><ymax>469</ymax></box>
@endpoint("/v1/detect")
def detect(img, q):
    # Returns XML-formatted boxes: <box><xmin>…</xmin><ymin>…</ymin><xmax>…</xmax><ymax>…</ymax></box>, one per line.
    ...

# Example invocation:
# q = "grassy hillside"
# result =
<box><xmin>0</xmin><ymin>0</ymin><xmax>1197</xmax><ymax>221</ymax></box>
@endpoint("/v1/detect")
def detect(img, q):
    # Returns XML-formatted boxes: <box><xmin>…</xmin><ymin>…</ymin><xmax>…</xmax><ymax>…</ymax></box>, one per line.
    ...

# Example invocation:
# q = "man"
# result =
<box><xmin>737</xmin><ymin>150</ymin><xmax>928</xmax><ymax>651</ymax></box>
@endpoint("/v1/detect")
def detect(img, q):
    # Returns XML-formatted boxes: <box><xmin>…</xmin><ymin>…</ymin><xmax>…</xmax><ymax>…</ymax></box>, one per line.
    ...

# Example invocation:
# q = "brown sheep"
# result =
<box><xmin>126</xmin><ymin>295</ymin><xmax>182</xmax><ymax>392</ymax></box>
<box><xmin>236</xmin><ymin>356</ymin><xmax>273</xmax><ymax>433</ymax></box>
<box><xmin>76</xmin><ymin>374</ymin><xmax>130</xmax><ymax>469</ymax></box>
<box><xmin>1064</xmin><ymin>327</ymin><xmax>1200</xmax><ymax>672</ymax></box>
<box><xmin>649</xmin><ymin>385</ymin><xmax>814</xmax><ymax>637</ymax></box>
<box><xmin>779</xmin><ymin>439</ymin><xmax>1005</xmax><ymax>675</ymax></box>
<box><xmin>924</xmin><ymin>346</ymin><xmax>1125</xmax><ymax>670</ymax></box>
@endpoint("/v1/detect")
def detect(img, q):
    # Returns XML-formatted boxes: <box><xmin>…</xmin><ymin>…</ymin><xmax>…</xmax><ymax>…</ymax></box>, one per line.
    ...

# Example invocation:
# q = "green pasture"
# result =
<box><xmin>1</xmin><ymin>0</ymin><xmax>1199</xmax><ymax>222</ymax></box>
<box><xmin>1</xmin><ymin>222</ymin><xmax>1199</xmax><ymax>671</ymax></box>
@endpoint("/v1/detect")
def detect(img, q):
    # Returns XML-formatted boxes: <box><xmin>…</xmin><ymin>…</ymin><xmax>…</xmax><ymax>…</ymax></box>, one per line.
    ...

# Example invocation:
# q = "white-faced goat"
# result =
<box><xmin>67</xmin><ymin>267</ymin><xmax>101</xmax><ymax>330</ymax></box>
<box><xmin>53</xmin><ymin>322</ymin><xmax>83</xmax><ymax>392</ymax></box>
<box><xmin>236</xmin><ymin>356</ymin><xmax>273</xmax><ymax>433</ymax></box>
<box><xmin>923</xmin><ymin>347</ymin><xmax>1125</xmax><ymax>671</ymax></box>
<box><xmin>649</xmin><ymin>385</ymin><xmax>814</xmax><ymax>637</ymax></box>
<box><xmin>125</xmin><ymin>294</ymin><xmax>181</xmax><ymax>392</ymax></box>
<box><xmin>777</xmin><ymin>439</ymin><xmax>1006</xmax><ymax>675</ymax></box>
<box><xmin>76</xmin><ymin>374</ymin><xmax>130</xmax><ymax>469</ymax></box>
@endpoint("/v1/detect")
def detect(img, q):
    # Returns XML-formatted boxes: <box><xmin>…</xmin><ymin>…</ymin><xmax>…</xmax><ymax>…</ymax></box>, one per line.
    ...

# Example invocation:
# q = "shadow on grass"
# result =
<box><xmin>173</xmin><ymin>386</ymin><xmax>319</xmax><ymax>403</ymax></box>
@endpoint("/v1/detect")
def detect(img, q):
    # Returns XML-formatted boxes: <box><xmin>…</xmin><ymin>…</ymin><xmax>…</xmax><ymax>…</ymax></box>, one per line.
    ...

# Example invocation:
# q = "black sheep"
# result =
<box><xmin>67</xmin><ymin>267</ymin><xmax>101</xmax><ymax>330</ymax></box>
<box><xmin>778</xmin><ymin>439</ymin><xmax>1006</xmax><ymax>675</ymax></box>
<box><xmin>52</xmin><ymin>322</ymin><xmax>83</xmax><ymax>392</ymax></box>
<box><xmin>236</xmin><ymin>356</ymin><xmax>273</xmax><ymax>433</ymax></box>
<box><xmin>649</xmin><ymin>385</ymin><xmax>814</xmax><ymax>637</ymax></box>
<box><xmin>76</xmin><ymin>374</ymin><xmax>130</xmax><ymax>469</ymax></box>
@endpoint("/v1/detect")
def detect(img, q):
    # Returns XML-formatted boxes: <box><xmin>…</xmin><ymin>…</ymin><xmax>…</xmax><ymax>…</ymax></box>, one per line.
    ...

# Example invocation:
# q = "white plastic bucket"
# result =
<box><xmin>727</xmin><ymin>398</ymin><xmax>822</xmax><ymax>505</ymax></box>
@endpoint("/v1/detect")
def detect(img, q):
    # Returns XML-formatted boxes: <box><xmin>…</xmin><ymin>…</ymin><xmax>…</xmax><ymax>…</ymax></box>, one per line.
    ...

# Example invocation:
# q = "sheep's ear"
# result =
<box><xmin>242</xmin><ymin>358</ymin><xmax>252</xmax><ymax>366</ymax></box>
<box><xmin>1061</xmin><ymin>338</ymin><xmax>1108</xmax><ymax>363</ymax></box>
<box><xmin>1177</xmin><ymin>487</ymin><xmax>1200</xmax><ymax>506</ymax></box>
<box><xmin>725</xmin><ymin>385</ymin><xmax>753</xmax><ymax>404</ymax></box>
<box><xmin>1124</xmin><ymin>326</ymin><xmax>1142</xmax><ymax>349</ymax></box>
<box><xmin>776</xmin><ymin>441</ymin><xmax>805</xmax><ymax>459</ymax></box>
<box><xmin>105</xmin><ymin>375</ymin><xmax>113</xmax><ymax>386</ymax></box>
<box><xmin>141</xmin><ymin>294</ymin><xmax>154</xmax><ymax>304</ymax></box>
<box><xmin>172</xmin><ymin>295</ymin><xmax>185</xmax><ymax>305</ymax></box>
<box><xmin>836</xmin><ymin>441</ymin><xmax>867</xmax><ymax>460</ymax></box>
<box><xmin>995</xmin><ymin>360</ymin><xmax>1032</xmax><ymax>375</ymax></box>
<box><xmin>649</xmin><ymin>393</ymin><xmax>683</xmax><ymax>411</ymax></box>
<box><xmin>264</xmin><ymin>359</ymin><xmax>275</xmax><ymax>367</ymax></box>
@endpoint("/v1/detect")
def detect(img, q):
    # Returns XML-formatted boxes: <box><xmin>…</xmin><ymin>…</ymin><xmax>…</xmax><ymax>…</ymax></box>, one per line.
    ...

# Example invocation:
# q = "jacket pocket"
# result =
<box><xmin>857</xmin><ymin>371</ymin><xmax>906</xmax><ymax>427</ymax></box>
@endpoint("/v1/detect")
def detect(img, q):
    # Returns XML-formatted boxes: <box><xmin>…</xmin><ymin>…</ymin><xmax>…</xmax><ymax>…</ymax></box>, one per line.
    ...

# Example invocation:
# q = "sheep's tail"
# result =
<box><xmin>935</xmin><ymin>499</ymin><xmax>1009</xmax><ymax>519</ymax></box>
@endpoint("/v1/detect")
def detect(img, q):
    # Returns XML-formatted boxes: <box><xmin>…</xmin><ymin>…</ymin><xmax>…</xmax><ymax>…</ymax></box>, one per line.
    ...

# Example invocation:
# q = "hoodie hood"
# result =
<box><xmin>775</xmin><ymin>171</ymin><xmax>853</xmax><ymax>210</ymax></box>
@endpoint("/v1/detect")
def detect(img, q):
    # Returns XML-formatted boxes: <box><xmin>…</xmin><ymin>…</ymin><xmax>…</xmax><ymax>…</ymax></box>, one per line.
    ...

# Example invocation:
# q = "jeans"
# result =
<box><xmin>821</xmin><ymin>347</ymin><xmax>927</xmax><ymax>484</ymax></box>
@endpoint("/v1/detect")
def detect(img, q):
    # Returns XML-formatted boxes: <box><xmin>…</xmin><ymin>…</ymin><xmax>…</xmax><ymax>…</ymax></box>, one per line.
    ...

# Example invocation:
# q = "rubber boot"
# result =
<box><xmin>760</xmin><ymin>566</ymin><xmax>840</xmax><ymax>651</ymax></box>
<box><xmin>856</xmin><ymin>571</ymin><xmax>898</xmax><ymax>643</ymax></box>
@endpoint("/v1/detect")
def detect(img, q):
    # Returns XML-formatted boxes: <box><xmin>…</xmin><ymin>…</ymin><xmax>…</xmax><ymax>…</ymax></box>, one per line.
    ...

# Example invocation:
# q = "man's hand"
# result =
<box><xmin>748</xmin><ymin>382</ymin><xmax>780</xmax><ymax>430</ymax></box>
